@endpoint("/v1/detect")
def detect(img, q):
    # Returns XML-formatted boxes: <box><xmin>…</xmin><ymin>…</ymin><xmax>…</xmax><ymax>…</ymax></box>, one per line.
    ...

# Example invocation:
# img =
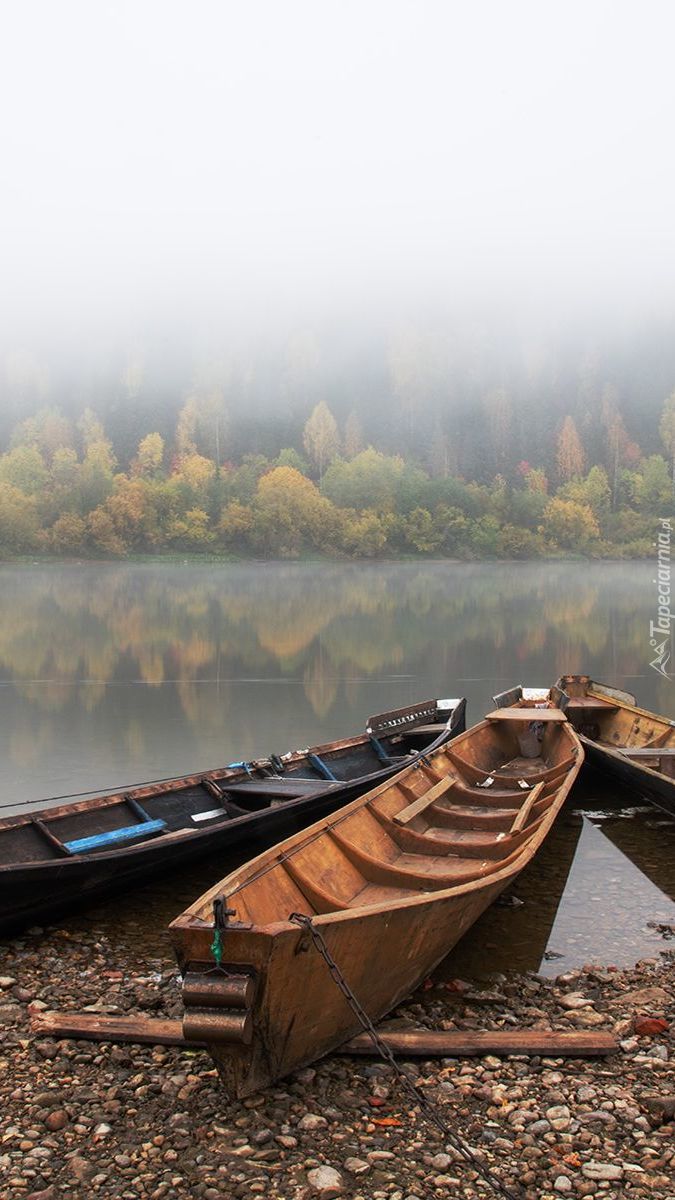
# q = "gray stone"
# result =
<box><xmin>581</xmin><ymin>1162</ymin><xmax>624</xmax><ymax>1181</ymax></box>
<box><xmin>560</xmin><ymin>993</ymin><xmax>592</xmax><ymax>1010</ymax></box>
<box><xmin>554</xmin><ymin>1177</ymin><xmax>573</xmax><ymax>1194</ymax></box>
<box><xmin>307</xmin><ymin>1165</ymin><xmax>343</xmax><ymax>1195</ymax></box>
<box><xmin>429</xmin><ymin>1153</ymin><xmax>453</xmax><ymax>1170</ymax></box>
<box><xmin>344</xmin><ymin>1158</ymin><xmax>370</xmax><ymax>1175</ymax></box>
<box><xmin>546</xmin><ymin>1104</ymin><xmax>571</xmax><ymax>1131</ymax></box>
<box><xmin>298</xmin><ymin>1113</ymin><xmax>328</xmax><ymax>1131</ymax></box>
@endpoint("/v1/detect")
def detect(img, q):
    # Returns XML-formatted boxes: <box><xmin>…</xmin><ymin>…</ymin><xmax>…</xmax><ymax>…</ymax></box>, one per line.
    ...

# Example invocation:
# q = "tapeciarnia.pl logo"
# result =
<box><xmin>649</xmin><ymin>517</ymin><xmax>673</xmax><ymax>679</ymax></box>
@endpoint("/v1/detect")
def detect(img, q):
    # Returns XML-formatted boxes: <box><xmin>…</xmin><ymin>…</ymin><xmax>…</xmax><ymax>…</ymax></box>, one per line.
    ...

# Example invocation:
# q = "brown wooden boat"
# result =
<box><xmin>0</xmin><ymin>697</ymin><xmax>465</xmax><ymax>935</ymax></box>
<box><xmin>169</xmin><ymin>700</ymin><xmax>583</xmax><ymax>1096</ymax></box>
<box><xmin>555</xmin><ymin>674</ymin><xmax>675</xmax><ymax>818</ymax></box>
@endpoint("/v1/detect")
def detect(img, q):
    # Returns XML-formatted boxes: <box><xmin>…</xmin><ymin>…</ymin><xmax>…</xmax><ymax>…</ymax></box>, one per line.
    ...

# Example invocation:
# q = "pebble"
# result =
<box><xmin>298</xmin><ymin>1113</ymin><xmax>329</xmax><ymax>1131</ymax></box>
<box><xmin>344</xmin><ymin>1157</ymin><xmax>370</xmax><ymax>1174</ymax></box>
<box><xmin>1</xmin><ymin>915</ymin><xmax>673</xmax><ymax>1200</ymax></box>
<box><xmin>307</xmin><ymin>1165</ymin><xmax>344</xmax><ymax>1195</ymax></box>
<box><xmin>44</xmin><ymin>1109</ymin><xmax>68</xmax><ymax>1131</ymax></box>
<box><xmin>581</xmin><ymin>1162</ymin><xmax>624</xmax><ymax>1181</ymax></box>
<box><xmin>546</xmin><ymin>1104</ymin><xmax>571</xmax><ymax>1130</ymax></box>
<box><xmin>560</xmin><ymin>993</ymin><xmax>592</xmax><ymax>1010</ymax></box>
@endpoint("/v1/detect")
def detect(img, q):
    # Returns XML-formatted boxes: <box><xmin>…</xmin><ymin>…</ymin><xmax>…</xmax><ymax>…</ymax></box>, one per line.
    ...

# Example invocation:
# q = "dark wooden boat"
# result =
<box><xmin>0</xmin><ymin>697</ymin><xmax>465</xmax><ymax>936</ymax></box>
<box><xmin>170</xmin><ymin>700</ymin><xmax>583</xmax><ymax>1096</ymax></box>
<box><xmin>555</xmin><ymin>674</ymin><xmax>675</xmax><ymax>817</ymax></box>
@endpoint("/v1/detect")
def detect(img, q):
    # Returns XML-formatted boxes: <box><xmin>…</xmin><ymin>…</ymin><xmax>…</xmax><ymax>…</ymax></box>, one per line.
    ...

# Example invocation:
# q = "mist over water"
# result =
<box><xmin>2</xmin><ymin>1</ymin><xmax>675</xmax><ymax>390</ymax></box>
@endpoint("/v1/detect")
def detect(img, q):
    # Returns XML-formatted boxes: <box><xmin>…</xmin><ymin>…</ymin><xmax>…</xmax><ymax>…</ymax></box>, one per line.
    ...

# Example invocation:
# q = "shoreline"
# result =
<box><xmin>0</xmin><ymin>553</ymin><xmax>655</xmax><ymax>568</ymax></box>
<box><xmin>1</xmin><ymin>923</ymin><xmax>673</xmax><ymax>1199</ymax></box>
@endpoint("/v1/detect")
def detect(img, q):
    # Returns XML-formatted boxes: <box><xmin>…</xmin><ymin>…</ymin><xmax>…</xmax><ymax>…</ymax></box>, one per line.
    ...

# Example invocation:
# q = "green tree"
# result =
<box><xmin>630</xmin><ymin>455</ymin><xmax>671</xmax><ymax>510</ymax></box>
<box><xmin>0</xmin><ymin>445</ymin><xmax>49</xmax><ymax>495</ymax></box>
<box><xmin>559</xmin><ymin>465</ymin><xmax>611</xmax><ymax>521</ymax></box>
<box><xmin>402</xmin><ymin>507</ymin><xmax>444</xmax><ymax>553</ymax></box>
<box><xmin>341</xmin><ymin>509</ymin><xmax>388</xmax><ymax>556</ymax></box>
<box><xmin>323</xmin><ymin>449</ymin><xmax>404</xmax><ymax>513</ymax></box>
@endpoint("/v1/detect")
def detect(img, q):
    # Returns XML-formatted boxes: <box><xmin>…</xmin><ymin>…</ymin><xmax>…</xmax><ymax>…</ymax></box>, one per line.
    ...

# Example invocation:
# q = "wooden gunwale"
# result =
<box><xmin>172</xmin><ymin>719</ymin><xmax>583</xmax><ymax>936</ymax></box>
<box><xmin>0</xmin><ymin>707</ymin><xmax>464</xmax><ymax>876</ymax></box>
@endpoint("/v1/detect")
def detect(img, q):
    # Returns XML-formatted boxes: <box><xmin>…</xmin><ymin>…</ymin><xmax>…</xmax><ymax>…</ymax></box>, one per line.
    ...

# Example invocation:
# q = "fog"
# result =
<box><xmin>2</xmin><ymin>0</ymin><xmax>674</xmax><ymax>351</ymax></box>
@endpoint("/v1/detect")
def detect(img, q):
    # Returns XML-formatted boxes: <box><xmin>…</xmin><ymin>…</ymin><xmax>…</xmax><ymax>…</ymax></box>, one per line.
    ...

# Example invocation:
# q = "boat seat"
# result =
<box><xmin>331</xmin><ymin>830</ymin><xmax>490</xmax><ymax>887</ymax></box>
<box><xmin>616</xmin><ymin>747</ymin><xmax>675</xmax><ymax>757</ymax></box>
<box><xmin>405</xmin><ymin>723</ymin><xmax>447</xmax><ymax>736</ymax></box>
<box><xmin>566</xmin><ymin>696</ymin><xmax>618</xmax><ymax>712</ymax></box>
<box><xmin>64</xmin><ymin>818</ymin><xmax>167</xmax><ymax>855</ymax></box>
<box><xmin>434</xmin><ymin>803</ymin><xmax>518</xmax><ymax>829</ymax></box>
<box><xmin>225</xmin><ymin>779</ymin><xmax>340</xmax><ymax>797</ymax></box>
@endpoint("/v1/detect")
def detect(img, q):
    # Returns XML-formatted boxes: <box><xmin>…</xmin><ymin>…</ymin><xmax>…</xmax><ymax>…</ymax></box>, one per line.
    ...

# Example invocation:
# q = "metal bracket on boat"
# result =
<box><xmin>182</xmin><ymin>963</ymin><xmax>257</xmax><ymax>1046</ymax></box>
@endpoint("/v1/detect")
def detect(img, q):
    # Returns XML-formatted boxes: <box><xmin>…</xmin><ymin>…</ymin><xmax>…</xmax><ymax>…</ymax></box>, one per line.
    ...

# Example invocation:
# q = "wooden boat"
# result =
<box><xmin>555</xmin><ymin>674</ymin><xmax>675</xmax><ymax>818</ymax></box>
<box><xmin>0</xmin><ymin>697</ymin><xmax>465</xmax><ymax>935</ymax></box>
<box><xmin>169</xmin><ymin>700</ymin><xmax>583</xmax><ymax>1096</ymax></box>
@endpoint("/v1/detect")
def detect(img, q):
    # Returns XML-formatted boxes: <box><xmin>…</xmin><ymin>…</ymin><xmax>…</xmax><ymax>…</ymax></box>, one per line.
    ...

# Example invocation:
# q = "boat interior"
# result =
<box><xmin>196</xmin><ymin>715</ymin><xmax>578</xmax><ymax>929</ymax></box>
<box><xmin>557</xmin><ymin>675</ymin><xmax>675</xmax><ymax>776</ymax></box>
<box><xmin>0</xmin><ymin>702</ymin><xmax>456</xmax><ymax>864</ymax></box>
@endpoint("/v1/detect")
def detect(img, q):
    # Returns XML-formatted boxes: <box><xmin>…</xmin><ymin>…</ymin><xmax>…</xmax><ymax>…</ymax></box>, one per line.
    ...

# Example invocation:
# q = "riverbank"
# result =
<box><xmin>0</xmin><ymin>923</ymin><xmax>673</xmax><ymax>1199</ymax></box>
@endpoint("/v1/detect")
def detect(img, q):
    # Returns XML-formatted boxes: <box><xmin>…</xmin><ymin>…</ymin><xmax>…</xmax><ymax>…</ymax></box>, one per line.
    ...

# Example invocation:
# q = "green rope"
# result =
<box><xmin>210</xmin><ymin>926</ymin><xmax>223</xmax><ymax>967</ymax></box>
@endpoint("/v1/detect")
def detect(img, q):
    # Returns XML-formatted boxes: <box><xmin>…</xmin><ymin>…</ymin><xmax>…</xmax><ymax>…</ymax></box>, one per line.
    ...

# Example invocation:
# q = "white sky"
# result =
<box><xmin>1</xmin><ymin>0</ymin><xmax>674</xmax><ymax>340</ymax></box>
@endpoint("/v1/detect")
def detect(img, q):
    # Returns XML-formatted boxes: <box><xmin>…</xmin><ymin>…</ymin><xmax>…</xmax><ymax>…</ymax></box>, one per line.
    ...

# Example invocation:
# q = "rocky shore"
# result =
<box><xmin>0</xmin><ymin>924</ymin><xmax>673</xmax><ymax>1200</ymax></box>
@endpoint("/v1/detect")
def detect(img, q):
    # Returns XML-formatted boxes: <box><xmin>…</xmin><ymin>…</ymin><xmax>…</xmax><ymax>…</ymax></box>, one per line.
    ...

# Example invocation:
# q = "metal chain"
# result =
<box><xmin>289</xmin><ymin>912</ymin><xmax>521</xmax><ymax>1200</ymax></box>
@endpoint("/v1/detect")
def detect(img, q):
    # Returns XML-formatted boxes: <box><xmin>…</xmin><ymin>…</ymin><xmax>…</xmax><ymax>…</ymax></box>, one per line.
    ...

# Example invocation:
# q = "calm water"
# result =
<box><xmin>1</xmin><ymin>561</ymin><xmax>674</xmax><ymax>976</ymax></box>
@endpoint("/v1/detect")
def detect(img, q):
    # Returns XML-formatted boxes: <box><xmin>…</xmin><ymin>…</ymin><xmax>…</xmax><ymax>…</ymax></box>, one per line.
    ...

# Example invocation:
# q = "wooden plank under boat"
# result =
<box><xmin>0</xmin><ymin>697</ymin><xmax>466</xmax><ymax>936</ymax></box>
<box><xmin>555</xmin><ymin>674</ymin><xmax>675</xmax><ymax>817</ymax></box>
<box><xmin>169</xmin><ymin>702</ymin><xmax>583</xmax><ymax>1097</ymax></box>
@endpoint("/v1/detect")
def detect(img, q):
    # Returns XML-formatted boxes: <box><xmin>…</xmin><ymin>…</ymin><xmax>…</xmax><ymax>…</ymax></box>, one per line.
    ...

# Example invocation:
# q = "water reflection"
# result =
<box><xmin>0</xmin><ymin>561</ymin><xmax>673</xmax><ymax>806</ymax></box>
<box><xmin>57</xmin><ymin>792</ymin><xmax>675</xmax><ymax>983</ymax></box>
<box><xmin>440</xmin><ymin>792</ymin><xmax>675</xmax><ymax>980</ymax></box>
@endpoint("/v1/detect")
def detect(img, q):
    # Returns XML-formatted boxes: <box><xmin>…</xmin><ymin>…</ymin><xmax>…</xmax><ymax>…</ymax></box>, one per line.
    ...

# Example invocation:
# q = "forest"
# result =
<box><xmin>1</xmin><ymin>328</ymin><xmax>675</xmax><ymax>559</ymax></box>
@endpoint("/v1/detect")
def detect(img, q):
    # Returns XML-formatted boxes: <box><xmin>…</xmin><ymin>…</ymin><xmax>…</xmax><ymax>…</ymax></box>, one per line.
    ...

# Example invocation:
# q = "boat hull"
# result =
<box><xmin>556</xmin><ymin>674</ymin><xmax>675</xmax><ymax>817</ymax></box>
<box><xmin>580</xmin><ymin>736</ymin><xmax>675</xmax><ymax>817</ymax></box>
<box><xmin>0</xmin><ymin>699</ymin><xmax>465</xmax><ymax>935</ymax></box>
<box><xmin>176</xmin><ymin>874</ymin><xmax>509</xmax><ymax>1097</ymax></box>
<box><xmin>171</xmin><ymin>704</ymin><xmax>582</xmax><ymax>1095</ymax></box>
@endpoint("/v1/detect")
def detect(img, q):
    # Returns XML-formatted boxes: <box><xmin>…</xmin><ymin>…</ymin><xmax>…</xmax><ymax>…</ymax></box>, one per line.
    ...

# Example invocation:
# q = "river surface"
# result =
<box><xmin>1</xmin><ymin>560</ymin><xmax>674</xmax><ymax>977</ymax></box>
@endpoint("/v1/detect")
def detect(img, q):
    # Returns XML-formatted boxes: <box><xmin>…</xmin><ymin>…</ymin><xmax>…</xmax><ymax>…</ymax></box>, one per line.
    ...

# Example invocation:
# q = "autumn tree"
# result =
<box><xmin>542</xmin><ymin>498</ymin><xmax>599</xmax><ymax>549</ymax></box>
<box><xmin>0</xmin><ymin>482</ymin><xmax>40</xmax><ymax>550</ymax></box>
<box><xmin>252</xmin><ymin>466</ymin><xmax>339</xmax><ymax>555</ymax></box>
<box><xmin>601</xmin><ymin>387</ymin><xmax>630</xmax><ymax>509</ymax></box>
<box><xmin>344</xmin><ymin>411</ymin><xmax>363</xmax><ymax>459</ymax></box>
<box><xmin>10</xmin><ymin>406</ymin><xmax>73</xmax><ymax>461</ymax></box>
<box><xmin>556</xmin><ymin>416</ymin><xmax>585</xmax><ymax>482</ymax></box>
<box><xmin>302</xmin><ymin>402</ymin><xmax>340</xmax><ymax>482</ymax></box>
<box><xmin>132</xmin><ymin>432</ymin><xmax>165</xmax><ymax>479</ymax></box>
<box><xmin>483</xmin><ymin>388</ymin><xmax>512</xmax><ymax>473</ymax></box>
<box><xmin>659</xmin><ymin>392</ymin><xmax>675</xmax><ymax>501</ymax></box>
